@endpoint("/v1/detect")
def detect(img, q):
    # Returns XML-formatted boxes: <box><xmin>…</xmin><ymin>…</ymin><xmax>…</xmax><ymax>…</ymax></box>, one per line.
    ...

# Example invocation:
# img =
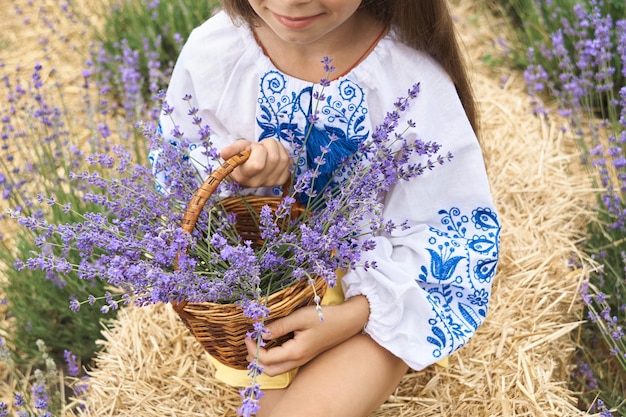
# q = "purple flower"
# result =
<box><xmin>320</xmin><ymin>56</ymin><xmax>335</xmax><ymax>74</ymax></box>
<box><xmin>238</xmin><ymin>382</ymin><xmax>264</xmax><ymax>417</ymax></box>
<box><xmin>13</xmin><ymin>394</ymin><xmax>24</xmax><ymax>408</ymax></box>
<box><xmin>69</xmin><ymin>298</ymin><xmax>80</xmax><ymax>313</ymax></box>
<box><xmin>162</xmin><ymin>100</ymin><xmax>174</xmax><ymax>116</ymax></box>
<box><xmin>64</xmin><ymin>349</ymin><xmax>80</xmax><ymax>377</ymax></box>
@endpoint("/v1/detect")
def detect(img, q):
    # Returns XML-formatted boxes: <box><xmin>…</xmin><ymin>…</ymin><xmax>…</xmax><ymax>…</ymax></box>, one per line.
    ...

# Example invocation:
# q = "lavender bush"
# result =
<box><xmin>523</xmin><ymin>0</ymin><xmax>626</xmax><ymax>414</ymax></box>
<box><xmin>0</xmin><ymin>0</ymin><xmax>181</xmax><ymax>370</ymax></box>
<box><xmin>97</xmin><ymin>0</ymin><xmax>219</xmax><ymax>105</ymax></box>
<box><xmin>486</xmin><ymin>0</ymin><xmax>624</xmax><ymax>79</ymax></box>
<box><xmin>0</xmin><ymin>56</ymin><xmax>122</xmax><ymax>366</ymax></box>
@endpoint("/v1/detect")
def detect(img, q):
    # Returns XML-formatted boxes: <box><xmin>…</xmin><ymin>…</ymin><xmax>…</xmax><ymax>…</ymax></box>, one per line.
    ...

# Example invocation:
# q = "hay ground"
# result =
<box><xmin>1</xmin><ymin>1</ymin><xmax>596</xmax><ymax>416</ymax></box>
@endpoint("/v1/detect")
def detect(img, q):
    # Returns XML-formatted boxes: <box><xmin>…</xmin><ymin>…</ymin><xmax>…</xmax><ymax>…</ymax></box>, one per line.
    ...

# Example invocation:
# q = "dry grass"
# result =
<box><xmin>1</xmin><ymin>1</ymin><xmax>597</xmax><ymax>416</ymax></box>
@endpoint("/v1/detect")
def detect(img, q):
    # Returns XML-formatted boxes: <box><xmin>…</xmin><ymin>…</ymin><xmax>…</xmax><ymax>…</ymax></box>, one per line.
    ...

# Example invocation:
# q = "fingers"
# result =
<box><xmin>246</xmin><ymin>337</ymin><xmax>309</xmax><ymax>377</ymax></box>
<box><xmin>221</xmin><ymin>139</ymin><xmax>291</xmax><ymax>188</ymax></box>
<box><xmin>244</xmin><ymin>309</ymin><xmax>321</xmax><ymax>376</ymax></box>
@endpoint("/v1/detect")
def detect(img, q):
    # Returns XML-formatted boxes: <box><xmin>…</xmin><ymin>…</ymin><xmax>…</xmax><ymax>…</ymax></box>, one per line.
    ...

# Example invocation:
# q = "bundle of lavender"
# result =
<box><xmin>11</xmin><ymin>61</ymin><xmax>451</xmax><ymax>414</ymax></box>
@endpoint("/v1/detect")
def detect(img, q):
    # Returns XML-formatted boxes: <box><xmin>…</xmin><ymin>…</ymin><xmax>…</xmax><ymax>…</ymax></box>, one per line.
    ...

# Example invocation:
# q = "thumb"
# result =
<box><xmin>221</xmin><ymin>139</ymin><xmax>252</xmax><ymax>161</ymax></box>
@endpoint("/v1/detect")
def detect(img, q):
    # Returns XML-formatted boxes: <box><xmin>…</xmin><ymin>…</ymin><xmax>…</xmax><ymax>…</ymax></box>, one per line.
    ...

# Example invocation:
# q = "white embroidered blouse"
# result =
<box><xmin>153</xmin><ymin>11</ymin><xmax>501</xmax><ymax>371</ymax></box>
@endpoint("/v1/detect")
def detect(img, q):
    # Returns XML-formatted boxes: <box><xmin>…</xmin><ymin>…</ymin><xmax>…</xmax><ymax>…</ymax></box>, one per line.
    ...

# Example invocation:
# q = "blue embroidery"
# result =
<box><xmin>426</xmin><ymin>243</ymin><xmax>465</xmax><ymax>282</ymax></box>
<box><xmin>257</xmin><ymin>71</ymin><xmax>304</xmax><ymax>143</ymax></box>
<box><xmin>256</xmin><ymin>72</ymin><xmax>370</xmax><ymax>197</ymax></box>
<box><xmin>421</xmin><ymin>207</ymin><xmax>500</xmax><ymax>358</ymax></box>
<box><xmin>467</xmin><ymin>288</ymin><xmax>489</xmax><ymax>307</ymax></box>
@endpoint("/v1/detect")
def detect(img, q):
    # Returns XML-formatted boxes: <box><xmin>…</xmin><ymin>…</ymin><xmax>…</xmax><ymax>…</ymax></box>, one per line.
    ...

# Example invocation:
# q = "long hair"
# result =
<box><xmin>221</xmin><ymin>0</ymin><xmax>478</xmax><ymax>133</ymax></box>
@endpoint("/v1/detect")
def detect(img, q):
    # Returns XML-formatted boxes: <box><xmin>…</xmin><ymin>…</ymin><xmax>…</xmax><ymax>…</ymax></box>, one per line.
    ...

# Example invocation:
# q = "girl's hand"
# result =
<box><xmin>221</xmin><ymin>139</ymin><xmax>291</xmax><ymax>188</ymax></box>
<box><xmin>245</xmin><ymin>295</ymin><xmax>370</xmax><ymax>377</ymax></box>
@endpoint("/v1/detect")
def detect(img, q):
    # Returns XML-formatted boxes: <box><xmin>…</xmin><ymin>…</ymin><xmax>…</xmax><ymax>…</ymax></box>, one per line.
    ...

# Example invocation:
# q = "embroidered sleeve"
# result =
<box><xmin>342</xmin><ymin>149</ymin><xmax>500</xmax><ymax>370</ymax></box>
<box><xmin>341</xmin><ymin>59</ymin><xmax>501</xmax><ymax>371</ymax></box>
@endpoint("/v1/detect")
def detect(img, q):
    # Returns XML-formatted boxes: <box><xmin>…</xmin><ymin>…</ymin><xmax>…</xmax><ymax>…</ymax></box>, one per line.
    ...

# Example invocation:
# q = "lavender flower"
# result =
<box><xmin>64</xmin><ymin>349</ymin><xmax>80</xmax><ymax>377</ymax></box>
<box><xmin>238</xmin><ymin>383</ymin><xmax>264</xmax><ymax>417</ymax></box>
<box><xmin>594</xmin><ymin>399</ymin><xmax>615</xmax><ymax>417</ymax></box>
<box><xmin>13</xmin><ymin>394</ymin><xmax>25</xmax><ymax>408</ymax></box>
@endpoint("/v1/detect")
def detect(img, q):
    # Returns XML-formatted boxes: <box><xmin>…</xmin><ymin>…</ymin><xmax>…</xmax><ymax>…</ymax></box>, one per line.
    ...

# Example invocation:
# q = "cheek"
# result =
<box><xmin>245</xmin><ymin>1</ymin><xmax>267</xmax><ymax>21</ymax></box>
<box><xmin>246</xmin><ymin>0</ymin><xmax>262</xmax><ymax>12</ymax></box>
<box><xmin>327</xmin><ymin>0</ymin><xmax>362</xmax><ymax>19</ymax></box>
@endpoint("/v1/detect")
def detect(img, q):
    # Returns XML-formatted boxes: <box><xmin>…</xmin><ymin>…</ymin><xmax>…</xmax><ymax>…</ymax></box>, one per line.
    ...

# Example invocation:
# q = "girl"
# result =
<box><xmin>154</xmin><ymin>1</ymin><xmax>501</xmax><ymax>416</ymax></box>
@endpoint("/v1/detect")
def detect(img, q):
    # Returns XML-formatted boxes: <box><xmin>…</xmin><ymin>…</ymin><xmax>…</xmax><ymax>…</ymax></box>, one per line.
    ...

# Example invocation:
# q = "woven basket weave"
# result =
<box><xmin>171</xmin><ymin>150</ymin><xmax>326</xmax><ymax>370</ymax></box>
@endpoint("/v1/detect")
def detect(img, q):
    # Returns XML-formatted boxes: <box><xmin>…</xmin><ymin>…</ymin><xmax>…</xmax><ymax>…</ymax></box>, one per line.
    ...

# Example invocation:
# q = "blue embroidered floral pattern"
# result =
<box><xmin>257</xmin><ymin>71</ymin><xmax>302</xmax><ymax>143</ymax></box>
<box><xmin>256</xmin><ymin>71</ymin><xmax>370</xmax><ymax>196</ymax></box>
<box><xmin>418</xmin><ymin>207</ymin><xmax>500</xmax><ymax>358</ymax></box>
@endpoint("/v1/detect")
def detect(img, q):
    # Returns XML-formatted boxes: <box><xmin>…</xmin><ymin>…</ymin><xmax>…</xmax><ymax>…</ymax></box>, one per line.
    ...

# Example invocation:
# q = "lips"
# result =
<box><xmin>272</xmin><ymin>12</ymin><xmax>322</xmax><ymax>29</ymax></box>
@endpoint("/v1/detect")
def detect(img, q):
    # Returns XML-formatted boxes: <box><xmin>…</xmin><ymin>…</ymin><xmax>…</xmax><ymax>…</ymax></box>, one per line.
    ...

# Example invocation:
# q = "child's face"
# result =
<box><xmin>246</xmin><ymin>0</ymin><xmax>363</xmax><ymax>45</ymax></box>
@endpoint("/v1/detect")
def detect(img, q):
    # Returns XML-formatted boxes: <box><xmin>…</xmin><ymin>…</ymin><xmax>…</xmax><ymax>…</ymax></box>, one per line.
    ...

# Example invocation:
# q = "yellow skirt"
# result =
<box><xmin>208</xmin><ymin>272</ymin><xmax>448</xmax><ymax>388</ymax></box>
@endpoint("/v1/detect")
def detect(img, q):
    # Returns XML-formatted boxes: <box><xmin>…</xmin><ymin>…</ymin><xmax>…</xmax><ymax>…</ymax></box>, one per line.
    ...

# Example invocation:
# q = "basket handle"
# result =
<box><xmin>172</xmin><ymin>150</ymin><xmax>250</xmax><ymax>317</ymax></box>
<box><xmin>180</xmin><ymin>149</ymin><xmax>251</xmax><ymax>233</ymax></box>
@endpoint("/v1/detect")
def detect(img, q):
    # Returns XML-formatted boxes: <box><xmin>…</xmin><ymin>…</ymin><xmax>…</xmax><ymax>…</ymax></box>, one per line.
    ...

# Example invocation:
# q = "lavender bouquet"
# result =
<box><xmin>12</xmin><ymin>60</ymin><xmax>452</xmax><ymax>415</ymax></box>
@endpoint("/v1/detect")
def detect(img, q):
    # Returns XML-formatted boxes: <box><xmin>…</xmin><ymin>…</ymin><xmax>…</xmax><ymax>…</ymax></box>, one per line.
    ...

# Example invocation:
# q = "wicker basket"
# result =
<box><xmin>171</xmin><ymin>150</ymin><xmax>327</xmax><ymax>370</ymax></box>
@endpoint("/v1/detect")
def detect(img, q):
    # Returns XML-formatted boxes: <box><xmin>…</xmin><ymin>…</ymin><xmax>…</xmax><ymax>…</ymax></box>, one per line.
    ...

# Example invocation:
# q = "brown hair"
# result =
<box><xmin>221</xmin><ymin>0</ymin><xmax>478</xmax><ymax>133</ymax></box>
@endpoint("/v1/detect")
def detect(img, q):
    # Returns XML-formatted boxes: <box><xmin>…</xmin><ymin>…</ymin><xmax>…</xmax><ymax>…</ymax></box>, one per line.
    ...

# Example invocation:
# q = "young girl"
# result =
<box><xmin>154</xmin><ymin>1</ymin><xmax>501</xmax><ymax>416</ymax></box>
